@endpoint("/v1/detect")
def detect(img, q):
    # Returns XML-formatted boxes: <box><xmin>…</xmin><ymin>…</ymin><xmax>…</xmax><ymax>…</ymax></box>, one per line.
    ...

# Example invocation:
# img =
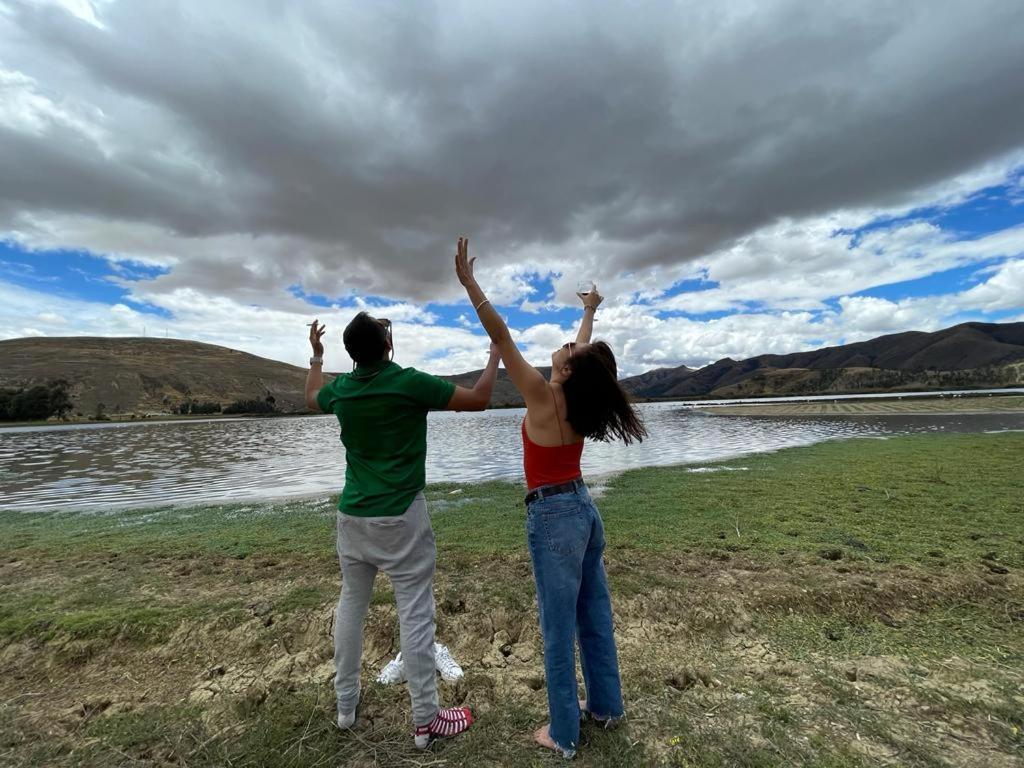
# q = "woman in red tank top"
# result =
<box><xmin>455</xmin><ymin>238</ymin><xmax>646</xmax><ymax>758</ymax></box>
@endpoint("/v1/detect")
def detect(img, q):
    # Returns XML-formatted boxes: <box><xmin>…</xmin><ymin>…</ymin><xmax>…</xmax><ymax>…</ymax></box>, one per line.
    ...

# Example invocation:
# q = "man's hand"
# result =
<box><xmin>447</xmin><ymin>341</ymin><xmax>501</xmax><ymax>411</ymax></box>
<box><xmin>455</xmin><ymin>237</ymin><xmax>477</xmax><ymax>288</ymax></box>
<box><xmin>305</xmin><ymin>320</ymin><xmax>326</xmax><ymax>412</ymax></box>
<box><xmin>309</xmin><ymin>319</ymin><xmax>326</xmax><ymax>358</ymax></box>
<box><xmin>577</xmin><ymin>286</ymin><xmax>604</xmax><ymax>311</ymax></box>
<box><xmin>489</xmin><ymin>341</ymin><xmax>501</xmax><ymax>358</ymax></box>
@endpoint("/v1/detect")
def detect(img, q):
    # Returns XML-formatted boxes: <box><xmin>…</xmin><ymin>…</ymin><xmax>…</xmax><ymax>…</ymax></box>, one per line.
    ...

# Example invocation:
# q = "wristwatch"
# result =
<box><xmin>309</xmin><ymin>356</ymin><xmax>323</xmax><ymax>366</ymax></box>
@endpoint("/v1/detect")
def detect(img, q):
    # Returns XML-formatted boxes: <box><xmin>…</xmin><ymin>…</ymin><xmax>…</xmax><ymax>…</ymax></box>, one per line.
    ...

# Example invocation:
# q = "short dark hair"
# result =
<box><xmin>563</xmin><ymin>341</ymin><xmax>647</xmax><ymax>445</ymax></box>
<box><xmin>343</xmin><ymin>312</ymin><xmax>388</xmax><ymax>365</ymax></box>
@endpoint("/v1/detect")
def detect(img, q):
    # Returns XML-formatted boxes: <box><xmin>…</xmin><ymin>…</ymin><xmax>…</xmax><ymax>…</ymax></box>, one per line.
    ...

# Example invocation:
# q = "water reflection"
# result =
<box><xmin>1</xmin><ymin>402</ymin><xmax>1022</xmax><ymax>512</ymax></box>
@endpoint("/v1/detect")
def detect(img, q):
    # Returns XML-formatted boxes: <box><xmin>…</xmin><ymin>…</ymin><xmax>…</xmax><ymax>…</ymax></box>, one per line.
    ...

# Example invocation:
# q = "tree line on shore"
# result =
<box><xmin>176</xmin><ymin>395</ymin><xmax>277</xmax><ymax>415</ymax></box>
<box><xmin>0</xmin><ymin>381</ymin><xmax>280</xmax><ymax>422</ymax></box>
<box><xmin>0</xmin><ymin>381</ymin><xmax>73</xmax><ymax>422</ymax></box>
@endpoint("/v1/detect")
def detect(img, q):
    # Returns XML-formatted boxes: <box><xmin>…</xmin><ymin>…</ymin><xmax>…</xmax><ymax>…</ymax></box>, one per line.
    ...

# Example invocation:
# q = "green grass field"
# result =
<box><xmin>1</xmin><ymin>432</ymin><xmax>1022</xmax><ymax>766</ymax></box>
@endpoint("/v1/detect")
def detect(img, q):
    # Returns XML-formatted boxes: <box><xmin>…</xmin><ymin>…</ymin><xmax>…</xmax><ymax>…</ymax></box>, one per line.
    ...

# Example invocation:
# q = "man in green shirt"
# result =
<box><xmin>305</xmin><ymin>312</ymin><xmax>499</xmax><ymax>749</ymax></box>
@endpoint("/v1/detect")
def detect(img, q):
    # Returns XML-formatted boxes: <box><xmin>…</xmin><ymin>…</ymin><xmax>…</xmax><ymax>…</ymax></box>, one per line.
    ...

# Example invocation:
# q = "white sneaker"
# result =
<box><xmin>434</xmin><ymin>643</ymin><xmax>464</xmax><ymax>682</ymax></box>
<box><xmin>377</xmin><ymin>652</ymin><xmax>406</xmax><ymax>685</ymax></box>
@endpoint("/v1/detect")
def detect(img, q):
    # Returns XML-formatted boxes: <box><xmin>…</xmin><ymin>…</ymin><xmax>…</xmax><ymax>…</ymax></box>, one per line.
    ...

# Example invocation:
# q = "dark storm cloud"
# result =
<box><xmin>2</xmin><ymin>0</ymin><xmax>1024</xmax><ymax>301</ymax></box>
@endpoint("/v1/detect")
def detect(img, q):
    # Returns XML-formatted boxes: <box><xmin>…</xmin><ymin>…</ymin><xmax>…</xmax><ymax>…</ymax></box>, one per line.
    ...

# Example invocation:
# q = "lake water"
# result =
<box><xmin>1</xmin><ymin>401</ymin><xmax>1023</xmax><ymax>512</ymax></box>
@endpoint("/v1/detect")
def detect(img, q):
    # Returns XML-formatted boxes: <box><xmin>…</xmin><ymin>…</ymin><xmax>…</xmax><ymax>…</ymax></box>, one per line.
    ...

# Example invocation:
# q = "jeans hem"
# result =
<box><xmin>586</xmin><ymin>711</ymin><xmax>625</xmax><ymax>730</ymax></box>
<box><xmin>336</xmin><ymin>691</ymin><xmax>360</xmax><ymax>715</ymax></box>
<box><xmin>550</xmin><ymin>739</ymin><xmax>577</xmax><ymax>760</ymax></box>
<box><xmin>414</xmin><ymin>707</ymin><xmax>440</xmax><ymax>729</ymax></box>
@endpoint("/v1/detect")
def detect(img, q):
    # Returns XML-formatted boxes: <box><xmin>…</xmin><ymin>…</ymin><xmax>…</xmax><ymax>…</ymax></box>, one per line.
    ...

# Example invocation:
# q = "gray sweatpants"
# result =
<box><xmin>333</xmin><ymin>492</ymin><xmax>439</xmax><ymax>726</ymax></box>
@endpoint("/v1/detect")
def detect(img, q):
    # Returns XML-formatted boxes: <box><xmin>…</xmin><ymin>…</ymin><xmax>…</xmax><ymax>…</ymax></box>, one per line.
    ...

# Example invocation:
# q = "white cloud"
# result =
<box><xmin>655</xmin><ymin>219</ymin><xmax>1024</xmax><ymax>313</ymax></box>
<box><xmin>2</xmin><ymin>252</ymin><xmax>1022</xmax><ymax>379</ymax></box>
<box><xmin>0</xmin><ymin>279</ymin><xmax>495</xmax><ymax>374</ymax></box>
<box><xmin>1</xmin><ymin>1</ymin><xmax>1023</xmax><ymax>379</ymax></box>
<box><xmin>350</xmin><ymin>297</ymin><xmax>437</xmax><ymax>325</ymax></box>
<box><xmin>833</xmin><ymin>295</ymin><xmax>940</xmax><ymax>337</ymax></box>
<box><xmin>949</xmin><ymin>258</ymin><xmax>1024</xmax><ymax>312</ymax></box>
<box><xmin>1</xmin><ymin>0</ymin><xmax>1023</xmax><ymax>308</ymax></box>
<box><xmin>0</xmin><ymin>67</ymin><xmax>107</xmax><ymax>145</ymax></box>
<box><xmin>37</xmin><ymin>0</ymin><xmax>105</xmax><ymax>28</ymax></box>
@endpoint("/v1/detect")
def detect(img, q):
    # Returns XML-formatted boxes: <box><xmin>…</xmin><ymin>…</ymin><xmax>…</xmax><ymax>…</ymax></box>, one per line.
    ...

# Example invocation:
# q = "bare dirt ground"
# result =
<box><xmin>3</xmin><ymin>550</ymin><xmax>1021</xmax><ymax>767</ymax></box>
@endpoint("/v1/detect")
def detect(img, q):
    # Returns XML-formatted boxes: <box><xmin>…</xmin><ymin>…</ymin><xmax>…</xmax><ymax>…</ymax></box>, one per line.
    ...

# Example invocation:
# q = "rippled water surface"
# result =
<box><xmin>2</xmin><ymin>402</ymin><xmax>1022</xmax><ymax>511</ymax></box>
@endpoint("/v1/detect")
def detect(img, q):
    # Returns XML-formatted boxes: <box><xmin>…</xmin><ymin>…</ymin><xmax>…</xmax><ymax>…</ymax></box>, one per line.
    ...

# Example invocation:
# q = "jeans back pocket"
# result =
<box><xmin>541</xmin><ymin>502</ymin><xmax>589</xmax><ymax>556</ymax></box>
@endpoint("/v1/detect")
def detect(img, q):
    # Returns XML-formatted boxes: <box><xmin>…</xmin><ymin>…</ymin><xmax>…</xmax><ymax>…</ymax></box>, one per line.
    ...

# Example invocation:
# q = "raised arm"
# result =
<box><xmin>454</xmin><ymin>237</ymin><xmax>549</xmax><ymax>405</ymax></box>
<box><xmin>575</xmin><ymin>286</ymin><xmax>603</xmax><ymax>345</ymax></box>
<box><xmin>305</xmin><ymin>319</ymin><xmax>326</xmax><ymax>411</ymax></box>
<box><xmin>447</xmin><ymin>343</ymin><xmax>501</xmax><ymax>411</ymax></box>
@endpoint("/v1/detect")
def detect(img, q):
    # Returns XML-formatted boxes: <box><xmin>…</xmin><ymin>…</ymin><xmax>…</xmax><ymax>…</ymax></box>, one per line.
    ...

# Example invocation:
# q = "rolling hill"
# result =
<box><xmin>0</xmin><ymin>336</ymin><xmax>536</xmax><ymax>416</ymax></box>
<box><xmin>1</xmin><ymin>321</ymin><xmax>1022</xmax><ymax>418</ymax></box>
<box><xmin>442</xmin><ymin>367</ymin><xmax>550</xmax><ymax>409</ymax></box>
<box><xmin>0</xmin><ymin>337</ymin><xmax>322</xmax><ymax>417</ymax></box>
<box><xmin>619</xmin><ymin>322</ymin><xmax>1024</xmax><ymax>398</ymax></box>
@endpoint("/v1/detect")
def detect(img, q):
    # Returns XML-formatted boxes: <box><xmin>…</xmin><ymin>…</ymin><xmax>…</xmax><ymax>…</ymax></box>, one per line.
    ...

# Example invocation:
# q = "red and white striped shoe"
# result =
<box><xmin>413</xmin><ymin>706</ymin><xmax>474</xmax><ymax>749</ymax></box>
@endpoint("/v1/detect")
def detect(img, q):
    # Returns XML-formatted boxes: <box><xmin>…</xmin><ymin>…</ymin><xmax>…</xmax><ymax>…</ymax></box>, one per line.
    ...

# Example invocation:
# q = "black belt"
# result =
<box><xmin>524</xmin><ymin>478</ymin><xmax>584</xmax><ymax>506</ymax></box>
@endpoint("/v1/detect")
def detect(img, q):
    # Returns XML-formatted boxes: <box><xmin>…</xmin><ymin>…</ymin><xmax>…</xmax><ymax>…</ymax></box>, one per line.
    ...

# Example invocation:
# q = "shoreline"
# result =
<box><xmin>701</xmin><ymin>394</ymin><xmax>1024</xmax><ymax>417</ymax></box>
<box><xmin>2</xmin><ymin>432</ymin><xmax>1022</xmax><ymax>766</ymax></box>
<box><xmin>640</xmin><ymin>385</ymin><xmax>1024</xmax><ymax>404</ymax></box>
<box><xmin>0</xmin><ymin>410</ymin><xmax>322</xmax><ymax>430</ymax></box>
<box><xmin>3</xmin><ymin>388</ymin><xmax>1023</xmax><ymax>430</ymax></box>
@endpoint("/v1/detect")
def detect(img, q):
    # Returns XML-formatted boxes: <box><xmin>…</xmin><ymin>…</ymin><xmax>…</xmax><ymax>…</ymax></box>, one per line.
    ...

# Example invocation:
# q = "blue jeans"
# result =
<box><xmin>526</xmin><ymin>482</ymin><xmax>624</xmax><ymax>758</ymax></box>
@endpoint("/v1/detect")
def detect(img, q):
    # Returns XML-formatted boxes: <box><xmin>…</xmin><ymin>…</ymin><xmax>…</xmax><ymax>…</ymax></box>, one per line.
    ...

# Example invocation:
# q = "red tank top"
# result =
<box><xmin>521</xmin><ymin>390</ymin><xmax>584</xmax><ymax>490</ymax></box>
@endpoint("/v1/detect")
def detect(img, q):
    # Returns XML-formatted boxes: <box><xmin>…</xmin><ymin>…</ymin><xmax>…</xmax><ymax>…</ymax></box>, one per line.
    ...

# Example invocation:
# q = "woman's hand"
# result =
<box><xmin>489</xmin><ymin>341</ymin><xmax>501</xmax><ymax>358</ymax></box>
<box><xmin>455</xmin><ymin>236</ymin><xmax>477</xmax><ymax>288</ymax></box>
<box><xmin>309</xmin><ymin>319</ymin><xmax>326</xmax><ymax>357</ymax></box>
<box><xmin>578</xmin><ymin>285</ymin><xmax>604</xmax><ymax>310</ymax></box>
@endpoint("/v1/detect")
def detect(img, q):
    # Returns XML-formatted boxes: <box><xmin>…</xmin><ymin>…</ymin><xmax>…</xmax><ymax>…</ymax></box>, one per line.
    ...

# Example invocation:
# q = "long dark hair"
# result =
<box><xmin>562</xmin><ymin>341</ymin><xmax>647</xmax><ymax>444</ymax></box>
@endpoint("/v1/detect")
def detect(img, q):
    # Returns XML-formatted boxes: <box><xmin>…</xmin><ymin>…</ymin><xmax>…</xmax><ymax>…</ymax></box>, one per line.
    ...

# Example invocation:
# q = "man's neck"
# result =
<box><xmin>353</xmin><ymin>358</ymin><xmax>392</xmax><ymax>373</ymax></box>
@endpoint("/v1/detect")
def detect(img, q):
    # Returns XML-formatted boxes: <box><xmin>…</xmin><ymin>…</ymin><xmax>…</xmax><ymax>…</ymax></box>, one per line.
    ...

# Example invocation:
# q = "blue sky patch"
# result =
<box><xmin>851</xmin><ymin>261</ymin><xmax>999</xmax><ymax>301</ymax></box>
<box><xmin>0</xmin><ymin>243</ymin><xmax>171</xmax><ymax>316</ymax></box>
<box><xmin>839</xmin><ymin>172</ymin><xmax>1024</xmax><ymax>247</ymax></box>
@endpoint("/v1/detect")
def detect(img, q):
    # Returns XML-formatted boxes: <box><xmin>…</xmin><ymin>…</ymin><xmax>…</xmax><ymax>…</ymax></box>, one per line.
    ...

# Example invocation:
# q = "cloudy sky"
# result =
<box><xmin>1</xmin><ymin>0</ymin><xmax>1023</xmax><ymax>376</ymax></box>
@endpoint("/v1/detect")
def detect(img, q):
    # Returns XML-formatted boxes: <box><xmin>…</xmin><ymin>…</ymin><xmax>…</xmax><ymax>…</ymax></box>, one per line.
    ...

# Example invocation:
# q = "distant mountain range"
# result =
<box><xmin>0</xmin><ymin>321</ymin><xmax>1022</xmax><ymax>418</ymax></box>
<box><xmin>619</xmin><ymin>322</ymin><xmax>1024</xmax><ymax>399</ymax></box>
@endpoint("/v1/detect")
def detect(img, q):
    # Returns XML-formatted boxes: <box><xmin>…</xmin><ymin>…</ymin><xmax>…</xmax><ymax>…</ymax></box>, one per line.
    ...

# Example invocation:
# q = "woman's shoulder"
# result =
<box><xmin>525</xmin><ymin>384</ymin><xmax>558</xmax><ymax>416</ymax></box>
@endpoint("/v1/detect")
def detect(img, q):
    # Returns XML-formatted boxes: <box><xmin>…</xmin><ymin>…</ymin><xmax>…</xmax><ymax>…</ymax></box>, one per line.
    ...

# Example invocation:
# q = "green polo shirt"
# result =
<box><xmin>317</xmin><ymin>360</ymin><xmax>456</xmax><ymax>517</ymax></box>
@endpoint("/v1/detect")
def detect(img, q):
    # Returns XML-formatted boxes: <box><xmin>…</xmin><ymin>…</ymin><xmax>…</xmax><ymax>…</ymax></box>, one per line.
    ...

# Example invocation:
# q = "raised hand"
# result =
<box><xmin>455</xmin><ymin>236</ymin><xmax>477</xmax><ymax>287</ymax></box>
<box><xmin>309</xmin><ymin>319</ymin><xmax>326</xmax><ymax>357</ymax></box>
<box><xmin>578</xmin><ymin>285</ymin><xmax>604</xmax><ymax>310</ymax></box>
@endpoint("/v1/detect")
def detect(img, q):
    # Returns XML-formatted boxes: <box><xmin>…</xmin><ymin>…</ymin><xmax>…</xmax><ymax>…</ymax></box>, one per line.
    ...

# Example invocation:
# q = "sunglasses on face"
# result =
<box><xmin>561</xmin><ymin>341</ymin><xmax>577</xmax><ymax>357</ymax></box>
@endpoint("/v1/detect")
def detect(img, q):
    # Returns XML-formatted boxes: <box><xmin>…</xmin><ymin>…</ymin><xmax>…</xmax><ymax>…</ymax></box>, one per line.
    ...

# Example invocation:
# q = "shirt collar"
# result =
<box><xmin>351</xmin><ymin>359</ymin><xmax>394</xmax><ymax>378</ymax></box>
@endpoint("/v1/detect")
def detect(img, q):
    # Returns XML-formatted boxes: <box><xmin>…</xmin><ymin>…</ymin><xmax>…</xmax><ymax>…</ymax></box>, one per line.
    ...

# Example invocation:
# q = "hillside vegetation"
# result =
<box><xmin>0</xmin><ymin>337</ymin><xmax>322</xmax><ymax>418</ymax></box>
